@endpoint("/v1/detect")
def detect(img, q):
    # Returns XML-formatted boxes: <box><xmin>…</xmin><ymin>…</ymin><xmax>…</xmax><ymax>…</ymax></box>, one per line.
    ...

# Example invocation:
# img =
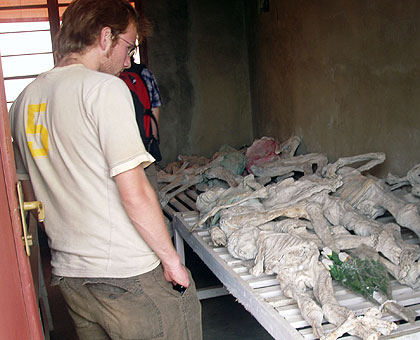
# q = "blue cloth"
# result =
<box><xmin>140</xmin><ymin>67</ymin><xmax>162</xmax><ymax>108</ymax></box>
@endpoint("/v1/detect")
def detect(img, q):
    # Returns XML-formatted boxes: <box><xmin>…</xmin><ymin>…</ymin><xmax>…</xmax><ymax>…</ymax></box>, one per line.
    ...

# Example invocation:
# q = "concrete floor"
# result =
<box><xmin>41</xmin><ymin>235</ymin><xmax>274</xmax><ymax>340</ymax></box>
<box><xmin>201</xmin><ymin>295</ymin><xmax>274</xmax><ymax>340</ymax></box>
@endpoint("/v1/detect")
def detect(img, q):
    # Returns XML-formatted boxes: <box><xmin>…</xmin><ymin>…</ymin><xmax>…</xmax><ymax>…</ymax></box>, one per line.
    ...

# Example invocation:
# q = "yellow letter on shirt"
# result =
<box><xmin>26</xmin><ymin>103</ymin><xmax>49</xmax><ymax>157</ymax></box>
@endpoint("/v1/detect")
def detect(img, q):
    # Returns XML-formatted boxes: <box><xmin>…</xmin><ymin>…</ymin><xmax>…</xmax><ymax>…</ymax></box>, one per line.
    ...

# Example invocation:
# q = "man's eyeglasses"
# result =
<box><xmin>118</xmin><ymin>36</ymin><xmax>137</xmax><ymax>58</ymax></box>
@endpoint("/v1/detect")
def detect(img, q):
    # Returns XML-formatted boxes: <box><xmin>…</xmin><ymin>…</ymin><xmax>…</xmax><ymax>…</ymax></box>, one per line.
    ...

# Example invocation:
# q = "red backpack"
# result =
<box><xmin>120</xmin><ymin>63</ymin><xmax>161</xmax><ymax>161</ymax></box>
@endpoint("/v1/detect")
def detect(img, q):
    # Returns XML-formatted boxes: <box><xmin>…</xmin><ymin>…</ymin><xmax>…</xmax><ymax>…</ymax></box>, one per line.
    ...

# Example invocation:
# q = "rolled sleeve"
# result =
<box><xmin>109</xmin><ymin>153</ymin><xmax>155</xmax><ymax>177</ymax></box>
<box><xmin>87</xmin><ymin>77</ymin><xmax>155</xmax><ymax>177</ymax></box>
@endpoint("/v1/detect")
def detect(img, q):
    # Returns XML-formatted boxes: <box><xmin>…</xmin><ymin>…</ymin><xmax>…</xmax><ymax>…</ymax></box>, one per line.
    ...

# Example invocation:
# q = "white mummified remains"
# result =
<box><xmin>194</xmin><ymin>172</ymin><xmax>419</xmax><ymax>340</ymax></box>
<box><xmin>158</xmin><ymin>148</ymin><xmax>247</xmax><ymax>208</ymax></box>
<box><xmin>159</xmin><ymin>135</ymin><xmax>305</xmax><ymax>209</ymax></box>
<box><xmin>205</xmin><ymin>175</ymin><xmax>420</xmax><ymax>288</ymax></box>
<box><xmin>386</xmin><ymin>163</ymin><xmax>420</xmax><ymax>205</ymax></box>
<box><xmin>231</xmin><ymin>228</ymin><xmax>397</xmax><ymax>340</ymax></box>
<box><xmin>250</xmin><ymin>152</ymin><xmax>328</xmax><ymax>178</ymax></box>
<box><xmin>323</xmin><ymin>153</ymin><xmax>420</xmax><ymax>240</ymax></box>
<box><xmin>158</xmin><ymin>153</ymin><xmax>243</xmax><ymax>207</ymax></box>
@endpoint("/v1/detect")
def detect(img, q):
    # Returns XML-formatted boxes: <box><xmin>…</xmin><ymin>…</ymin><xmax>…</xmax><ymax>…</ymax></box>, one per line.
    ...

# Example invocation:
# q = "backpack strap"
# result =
<box><xmin>119</xmin><ymin>70</ymin><xmax>153</xmax><ymax>138</ymax></box>
<box><xmin>139</xmin><ymin>64</ymin><xmax>161</xmax><ymax>142</ymax></box>
<box><xmin>146</xmin><ymin>110</ymin><xmax>160</xmax><ymax>142</ymax></box>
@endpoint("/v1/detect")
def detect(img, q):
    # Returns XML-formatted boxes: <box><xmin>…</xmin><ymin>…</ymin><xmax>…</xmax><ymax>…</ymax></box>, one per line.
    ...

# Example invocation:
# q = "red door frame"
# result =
<box><xmin>0</xmin><ymin>54</ymin><xmax>44</xmax><ymax>339</ymax></box>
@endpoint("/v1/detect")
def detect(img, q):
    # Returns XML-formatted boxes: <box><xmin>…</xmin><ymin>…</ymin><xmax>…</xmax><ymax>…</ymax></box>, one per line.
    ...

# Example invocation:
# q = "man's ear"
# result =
<box><xmin>99</xmin><ymin>26</ymin><xmax>113</xmax><ymax>53</ymax></box>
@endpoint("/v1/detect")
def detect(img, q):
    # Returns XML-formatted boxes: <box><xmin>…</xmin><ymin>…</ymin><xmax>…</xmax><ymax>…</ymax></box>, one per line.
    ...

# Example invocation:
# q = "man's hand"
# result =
<box><xmin>162</xmin><ymin>260</ymin><xmax>190</xmax><ymax>288</ymax></box>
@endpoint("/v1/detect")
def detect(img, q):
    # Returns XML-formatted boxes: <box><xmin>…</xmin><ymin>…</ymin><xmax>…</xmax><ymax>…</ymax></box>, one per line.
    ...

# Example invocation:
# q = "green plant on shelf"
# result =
<box><xmin>322</xmin><ymin>247</ymin><xmax>390</xmax><ymax>301</ymax></box>
<box><xmin>321</xmin><ymin>245</ymin><xmax>416</xmax><ymax>323</ymax></box>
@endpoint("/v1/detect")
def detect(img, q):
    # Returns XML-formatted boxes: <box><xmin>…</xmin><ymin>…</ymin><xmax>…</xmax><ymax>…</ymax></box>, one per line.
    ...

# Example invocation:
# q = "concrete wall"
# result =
<box><xmin>143</xmin><ymin>0</ymin><xmax>253</xmax><ymax>165</ymax></box>
<box><xmin>245</xmin><ymin>0</ymin><xmax>420</xmax><ymax>177</ymax></box>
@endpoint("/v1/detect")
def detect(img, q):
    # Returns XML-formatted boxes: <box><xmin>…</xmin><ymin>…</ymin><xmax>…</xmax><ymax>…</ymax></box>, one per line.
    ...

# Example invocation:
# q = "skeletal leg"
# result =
<box><xmin>395</xmin><ymin>203</ymin><xmax>420</xmax><ymax>239</ymax></box>
<box><xmin>313</xmin><ymin>263</ymin><xmax>352</xmax><ymax>326</ymax></box>
<box><xmin>407</xmin><ymin>164</ymin><xmax>420</xmax><ymax>197</ymax></box>
<box><xmin>321</xmin><ymin>195</ymin><xmax>420</xmax><ymax>267</ymax></box>
<box><xmin>379</xmin><ymin>255</ymin><xmax>420</xmax><ymax>289</ymax></box>
<box><xmin>251</xmin><ymin>153</ymin><xmax>329</xmax><ymax>178</ymax></box>
<box><xmin>288</xmin><ymin>283</ymin><xmax>325</xmax><ymax>339</ymax></box>
<box><xmin>334</xmin><ymin>166</ymin><xmax>420</xmax><ymax>239</ymax></box>
<box><xmin>387</xmin><ymin>163</ymin><xmax>420</xmax><ymax>197</ymax></box>
<box><xmin>360</xmin><ymin>181</ymin><xmax>420</xmax><ymax>239</ymax></box>
<box><xmin>306</xmin><ymin>202</ymin><xmax>339</xmax><ymax>252</ymax></box>
<box><xmin>313</xmin><ymin>263</ymin><xmax>394</xmax><ymax>339</ymax></box>
<box><xmin>322</xmin><ymin>152</ymin><xmax>385</xmax><ymax>179</ymax></box>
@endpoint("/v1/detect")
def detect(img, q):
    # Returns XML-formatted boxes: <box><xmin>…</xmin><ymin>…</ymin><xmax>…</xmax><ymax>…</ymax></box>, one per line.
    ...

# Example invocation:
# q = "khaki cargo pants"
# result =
<box><xmin>54</xmin><ymin>264</ymin><xmax>202</xmax><ymax>340</ymax></box>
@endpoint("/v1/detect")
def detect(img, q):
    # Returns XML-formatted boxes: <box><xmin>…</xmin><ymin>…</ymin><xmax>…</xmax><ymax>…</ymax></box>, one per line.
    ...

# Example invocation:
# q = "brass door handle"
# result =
<box><xmin>17</xmin><ymin>181</ymin><xmax>44</xmax><ymax>256</ymax></box>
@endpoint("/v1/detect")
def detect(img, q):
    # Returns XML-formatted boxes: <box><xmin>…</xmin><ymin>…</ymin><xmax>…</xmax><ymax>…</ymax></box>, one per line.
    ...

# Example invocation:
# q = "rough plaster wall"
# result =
<box><xmin>142</xmin><ymin>0</ymin><xmax>193</xmax><ymax>165</ymax></box>
<box><xmin>246</xmin><ymin>0</ymin><xmax>420</xmax><ymax>177</ymax></box>
<box><xmin>144</xmin><ymin>0</ymin><xmax>253</xmax><ymax>165</ymax></box>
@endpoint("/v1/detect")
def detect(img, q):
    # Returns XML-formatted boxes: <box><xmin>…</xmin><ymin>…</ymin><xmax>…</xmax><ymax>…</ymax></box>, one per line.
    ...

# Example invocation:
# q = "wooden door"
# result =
<box><xmin>0</xmin><ymin>54</ymin><xmax>44</xmax><ymax>339</ymax></box>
